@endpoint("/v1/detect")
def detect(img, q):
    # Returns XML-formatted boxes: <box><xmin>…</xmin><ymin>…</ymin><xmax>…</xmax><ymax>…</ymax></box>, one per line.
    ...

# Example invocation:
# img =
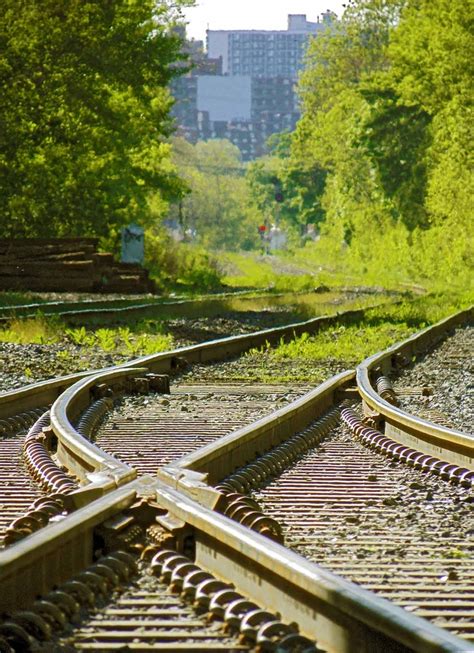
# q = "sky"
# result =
<box><xmin>181</xmin><ymin>1</ymin><xmax>346</xmax><ymax>42</ymax></box>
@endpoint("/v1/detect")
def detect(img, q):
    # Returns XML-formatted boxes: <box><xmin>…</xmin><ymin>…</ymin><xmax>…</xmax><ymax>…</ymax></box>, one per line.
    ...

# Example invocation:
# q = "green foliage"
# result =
<box><xmin>221</xmin><ymin>252</ymin><xmax>316</xmax><ymax>292</ymax></box>
<box><xmin>170</xmin><ymin>138</ymin><xmax>257</xmax><ymax>250</ymax></box>
<box><xmin>360</xmin><ymin>89</ymin><xmax>431</xmax><ymax>229</ymax></box>
<box><xmin>65</xmin><ymin>324</ymin><xmax>174</xmax><ymax>356</ymax></box>
<box><xmin>0</xmin><ymin>315</ymin><xmax>60</xmax><ymax>344</ymax></box>
<box><xmin>1</xmin><ymin>319</ymin><xmax>175</xmax><ymax>356</ymax></box>
<box><xmin>285</xmin><ymin>0</ymin><xmax>473</xmax><ymax>290</ymax></box>
<box><xmin>269</xmin><ymin>323</ymin><xmax>413</xmax><ymax>362</ymax></box>
<box><xmin>1</xmin><ymin>0</ymin><xmax>191</xmax><ymax>238</ymax></box>
<box><xmin>145</xmin><ymin>229</ymin><xmax>222</xmax><ymax>292</ymax></box>
<box><xmin>246</xmin><ymin>133</ymin><xmax>327</xmax><ymax>236</ymax></box>
<box><xmin>65</xmin><ymin>326</ymin><xmax>90</xmax><ymax>347</ymax></box>
<box><xmin>252</xmin><ymin>293</ymin><xmax>470</xmax><ymax>369</ymax></box>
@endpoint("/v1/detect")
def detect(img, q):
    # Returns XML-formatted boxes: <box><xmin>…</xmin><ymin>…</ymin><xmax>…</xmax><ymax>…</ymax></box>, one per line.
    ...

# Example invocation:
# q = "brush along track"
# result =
<box><xmin>94</xmin><ymin>383</ymin><xmax>313</xmax><ymax>474</ymax></box>
<box><xmin>1</xmin><ymin>308</ymin><xmax>472</xmax><ymax>652</ymax></box>
<box><xmin>223</xmin><ymin>406</ymin><xmax>474</xmax><ymax>641</ymax></box>
<box><xmin>0</xmin><ymin>303</ymin><xmax>368</xmax><ymax>544</ymax></box>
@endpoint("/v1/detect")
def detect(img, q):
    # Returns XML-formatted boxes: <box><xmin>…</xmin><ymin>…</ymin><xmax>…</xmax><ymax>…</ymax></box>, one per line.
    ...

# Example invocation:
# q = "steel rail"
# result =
<box><xmin>0</xmin><ymin>306</ymin><xmax>367</xmax><ymax>420</ymax></box>
<box><xmin>0</xmin><ymin>287</ymin><xmax>275</xmax><ymax>321</ymax></box>
<box><xmin>0</xmin><ymin>476</ymin><xmax>468</xmax><ymax>652</ymax></box>
<box><xmin>1</xmin><ymin>310</ymin><xmax>472</xmax><ymax>651</ymax></box>
<box><xmin>356</xmin><ymin>306</ymin><xmax>473</xmax><ymax>468</ymax></box>
<box><xmin>158</xmin><ymin>370</ymin><xmax>355</xmax><ymax>499</ymax></box>
<box><xmin>0</xmin><ymin>483</ymin><xmax>138</xmax><ymax>612</ymax></box>
<box><xmin>155</xmin><ymin>483</ymin><xmax>470</xmax><ymax>653</ymax></box>
<box><xmin>0</xmin><ymin>287</ymin><xmax>392</xmax><ymax>323</ymax></box>
<box><xmin>49</xmin><ymin>368</ymin><xmax>142</xmax><ymax>502</ymax></box>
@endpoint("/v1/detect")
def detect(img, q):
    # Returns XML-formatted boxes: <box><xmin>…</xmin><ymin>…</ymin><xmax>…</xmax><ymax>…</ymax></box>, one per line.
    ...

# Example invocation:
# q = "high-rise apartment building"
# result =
<box><xmin>207</xmin><ymin>13</ymin><xmax>329</xmax><ymax>77</ymax></box>
<box><xmin>171</xmin><ymin>13</ymin><xmax>334</xmax><ymax>160</ymax></box>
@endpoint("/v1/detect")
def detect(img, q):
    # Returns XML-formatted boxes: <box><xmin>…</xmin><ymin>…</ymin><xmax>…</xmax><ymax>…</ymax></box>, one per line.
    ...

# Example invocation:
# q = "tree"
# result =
<box><xmin>246</xmin><ymin>133</ymin><xmax>327</xmax><ymax>237</ymax></box>
<box><xmin>289</xmin><ymin>0</ymin><xmax>404</xmax><ymax>259</ymax></box>
<box><xmin>287</xmin><ymin>0</ymin><xmax>473</xmax><ymax>286</ymax></box>
<box><xmin>170</xmin><ymin>138</ymin><xmax>257</xmax><ymax>250</ymax></box>
<box><xmin>0</xmin><ymin>0</ymin><xmax>192</xmax><ymax>238</ymax></box>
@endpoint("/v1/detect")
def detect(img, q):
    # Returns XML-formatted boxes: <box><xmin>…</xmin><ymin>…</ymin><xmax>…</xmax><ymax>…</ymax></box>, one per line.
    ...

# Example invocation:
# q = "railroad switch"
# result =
<box><xmin>361</xmin><ymin>404</ymin><xmax>383</xmax><ymax>430</ymax></box>
<box><xmin>126</xmin><ymin>496</ymin><xmax>167</xmax><ymax>527</ymax></box>
<box><xmin>131</xmin><ymin>376</ymin><xmax>150</xmax><ymax>394</ymax></box>
<box><xmin>171</xmin><ymin>355</ymin><xmax>189</xmax><ymax>371</ymax></box>
<box><xmin>40</xmin><ymin>425</ymin><xmax>57</xmax><ymax>449</ymax></box>
<box><xmin>155</xmin><ymin>511</ymin><xmax>195</xmax><ymax>557</ymax></box>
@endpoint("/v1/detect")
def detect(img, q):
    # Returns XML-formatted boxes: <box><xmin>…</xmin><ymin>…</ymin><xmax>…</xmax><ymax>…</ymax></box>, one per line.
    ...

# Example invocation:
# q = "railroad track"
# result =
<box><xmin>0</xmin><ymin>306</ymin><xmax>472</xmax><ymax>652</ymax></box>
<box><xmin>94</xmin><ymin>383</ymin><xmax>313</xmax><ymax>473</ymax></box>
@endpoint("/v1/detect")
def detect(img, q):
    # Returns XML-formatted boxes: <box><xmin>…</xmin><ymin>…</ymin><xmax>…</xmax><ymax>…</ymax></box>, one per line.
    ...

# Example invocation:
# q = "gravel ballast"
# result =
<box><xmin>393</xmin><ymin>325</ymin><xmax>473</xmax><ymax>433</ymax></box>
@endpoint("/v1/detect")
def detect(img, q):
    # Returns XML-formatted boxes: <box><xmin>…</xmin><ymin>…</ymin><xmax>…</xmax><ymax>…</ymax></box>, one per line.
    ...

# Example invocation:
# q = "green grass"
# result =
<box><xmin>0</xmin><ymin>317</ymin><xmax>174</xmax><ymax>357</ymax></box>
<box><xmin>268</xmin><ymin>323</ymin><xmax>413</xmax><ymax>362</ymax></box>
<box><xmin>65</xmin><ymin>324</ymin><xmax>173</xmax><ymax>356</ymax></box>
<box><xmin>220</xmin><ymin>252</ymin><xmax>318</xmax><ymax>292</ymax></box>
<box><xmin>0</xmin><ymin>290</ymin><xmax>470</xmax><ymax>378</ymax></box>
<box><xmin>245</xmin><ymin>293</ymin><xmax>472</xmax><ymax>380</ymax></box>
<box><xmin>0</xmin><ymin>315</ymin><xmax>60</xmax><ymax>344</ymax></box>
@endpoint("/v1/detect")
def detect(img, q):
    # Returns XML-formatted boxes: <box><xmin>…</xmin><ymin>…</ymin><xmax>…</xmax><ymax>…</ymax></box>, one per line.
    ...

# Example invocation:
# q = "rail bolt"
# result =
<box><xmin>256</xmin><ymin>620</ymin><xmax>297</xmax><ymax>649</ymax></box>
<box><xmin>61</xmin><ymin>580</ymin><xmax>95</xmax><ymax>607</ymax></box>
<box><xmin>239</xmin><ymin>609</ymin><xmax>276</xmax><ymax>640</ymax></box>
<box><xmin>170</xmin><ymin>562</ymin><xmax>200</xmax><ymax>591</ymax></box>
<box><xmin>10</xmin><ymin>611</ymin><xmax>51</xmax><ymax>642</ymax></box>
<box><xmin>45</xmin><ymin>590</ymin><xmax>79</xmax><ymax>619</ymax></box>
<box><xmin>160</xmin><ymin>554</ymin><xmax>190</xmax><ymax>583</ymax></box>
<box><xmin>88</xmin><ymin>563</ymin><xmax>120</xmax><ymax>588</ymax></box>
<box><xmin>150</xmin><ymin>549</ymin><xmax>178</xmax><ymax>575</ymax></box>
<box><xmin>194</xmin><ymin>579</ymin><xmax>230</xmax><ymax>609</ymax></box>
<box><xmin>32</xmin><ymin>600</ymin><xmax>67</xmax><ymax>629</ymax></box>
<box><xmin>100</xmin><ymin>554</ymin><xmax>132</xmax><ymax>581</ymax></box>
<box><xmin>0</xmin><ymin>622</ymin><xmax>34</xmax><ymax>652</ymax></box>
<box><xmin>75</xmin><ymin>570</ymin><xmax>108</xmax><ymax>596</ymax></box>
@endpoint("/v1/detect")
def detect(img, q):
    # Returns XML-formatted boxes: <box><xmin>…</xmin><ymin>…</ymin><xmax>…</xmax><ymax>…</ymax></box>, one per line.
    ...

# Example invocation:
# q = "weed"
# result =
<box><xmin>56</xmin><ymin>350</ymin><xmax>74</xmax><ymax>363</ymax></box>
<box><xmin>249</xmin><ymin>293</ymin><xmax>471</xmax><ymax>367</ymax></box>
<box><xmin>446</xmin><ymin>549</ymin><xmax>469</xmax><ymax>559</ymax></box>
<box><xmin>94</xmin><ymin>328</ymin><xmax>116</xmax><ymax>351</ymax></box>
<box><xmin>65</xmin><ymin>326</ymin><xmax>91</xmax><ymax>346</ymax></box>
<box><xmin>0</xmin><ymin>315</ymin><xmax>61</xmax><ymax>344</ymax></box>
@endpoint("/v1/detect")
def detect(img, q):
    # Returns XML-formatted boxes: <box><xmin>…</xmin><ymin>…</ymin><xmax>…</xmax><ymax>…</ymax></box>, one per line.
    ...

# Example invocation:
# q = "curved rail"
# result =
<box><xmin>0</xmin><ymin>475</ymin><xmax>468</xmax><ymax>652</ymax></box>
<box><xmin>356</xmin><ymin>306</ymin><xmax>473</xmax><ymax>467</ymax></box>
<box><xmin>1</xmin><ymin>306</ymin><xmax>472</xmax><ymax>652</ymax></box>
<box><xmin>49</xmin><ymin>368</ymin><xmax>145</xmax><ymax>501</ymax></box>
<box><xmin>0</xmin><ymin>286</ymin><xmax>390</xmax><ymax>323</ymax></box>
<box><xmin>0</xmin><ymin>287</ymin><xmax>275</xmax><ymax>322</ymax></box>
<box><xmin>158</xmin><ymin>370</ymin><xmax>355</xmax><ymax>502</ymax></box>
<box><xmin>0</xmin><ymin>306</ymin><xmax>367</xmax><ymax>420</ymax></box>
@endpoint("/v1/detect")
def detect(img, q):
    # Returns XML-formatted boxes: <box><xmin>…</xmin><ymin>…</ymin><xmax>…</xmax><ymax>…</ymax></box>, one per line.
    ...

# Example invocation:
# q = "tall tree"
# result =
<box><xmin>286</xmin><ymin>0</ymin><xmax>472</xmax><ymax>285</ymax></box>
<box><xmin>170</xmin><ymin>138</ymin><xmax>256</xmax><ymax>250</ymax></box>
<box><xmin>0</xmin><ymin>0</ymin><xmax>191</xmax><ymax>238</ymax></box>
